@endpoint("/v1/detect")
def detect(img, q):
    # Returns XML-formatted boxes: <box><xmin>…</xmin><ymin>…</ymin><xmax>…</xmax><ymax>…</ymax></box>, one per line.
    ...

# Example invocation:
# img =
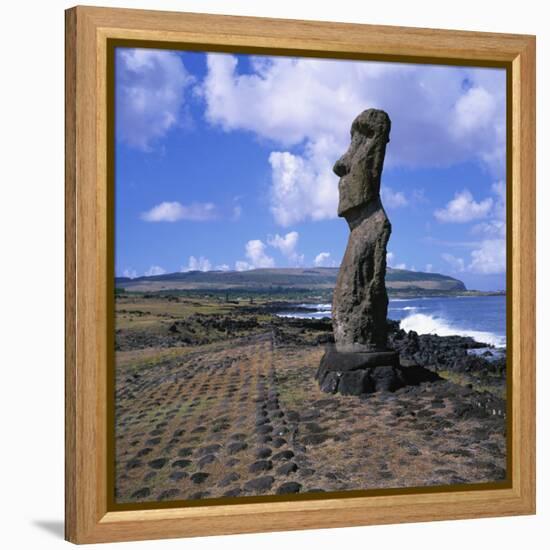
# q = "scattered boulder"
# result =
<box><xmin>276</xmin><ymin>482</ymin><xmax>302</xmax><ymax>494</ymax></box>
<box><xmin>171</xmin><ymin>459</ymin><xmax>191</xmax><ymax>469</ymax></box>
<box><xmin>276</xmin><ymin>462</ymin><xmax>298</xmax><ymax>475</ymax></box>
<box><xmin>227</xmin><ymin>441</ymin><xmax>248</xmax><ymax>455</ymax></box>
<box><xmin>131</xmin><ymin>487</ymin><xmax>151</xmax><ymax>499</ymax></box>
<box><xmin>148</xmin><ymin>458</ymin><xmax>167</xmax><ymax>470</ymax></box>
<box><xmin>190</xmin><ymin>472</ymin><xmax>210</xmax><ymax>484</ymax></box>
<box><xmin>244</xmin><ymin>476</ymin><xmax>275</xmax><ymax>493</ymax></box>
<box><xmin>249</xmin><ymin>460</ymin><xmax>273</xmax><ymax>473</ymax></box>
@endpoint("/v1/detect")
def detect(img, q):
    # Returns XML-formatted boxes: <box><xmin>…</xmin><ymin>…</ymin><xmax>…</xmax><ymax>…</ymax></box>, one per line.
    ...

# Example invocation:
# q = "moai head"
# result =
<box><xmin>333</xmin><ymin>109</ymin><xmax>391</xmax><ymax>222</ymax></box>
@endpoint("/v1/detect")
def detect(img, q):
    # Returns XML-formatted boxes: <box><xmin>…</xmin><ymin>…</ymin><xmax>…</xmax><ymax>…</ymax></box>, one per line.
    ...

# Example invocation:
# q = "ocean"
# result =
<box><xmin>277</xmin><ymin>295</ymin><xmax>506</xmax><ymax>349</ymax></box>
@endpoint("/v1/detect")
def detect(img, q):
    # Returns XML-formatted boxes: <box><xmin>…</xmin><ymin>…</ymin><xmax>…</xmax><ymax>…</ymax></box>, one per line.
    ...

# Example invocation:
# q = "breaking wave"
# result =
<box><xmin>297</xmin><ymin>303</ymin><xmax>331</xmax><ymax>311</ymax></box>
<box><xmin>399</xmin><ymin>313</ymin><xmax>506</xmax><ymax>348</ymax></box>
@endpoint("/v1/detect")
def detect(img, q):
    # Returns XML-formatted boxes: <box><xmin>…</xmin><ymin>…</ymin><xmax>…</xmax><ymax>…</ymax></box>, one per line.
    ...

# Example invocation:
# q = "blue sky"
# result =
<box><xmin>115</xmin><ymin>48</ymin><xmax>507</xmax><ymax>290</ymax></box>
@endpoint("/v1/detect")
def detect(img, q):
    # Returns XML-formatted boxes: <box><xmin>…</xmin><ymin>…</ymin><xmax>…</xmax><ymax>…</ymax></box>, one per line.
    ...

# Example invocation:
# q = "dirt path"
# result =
<box><xmin>115</xmin><ymin>334</ymin><xmax>506</xmax><ymax>503</ymax></box>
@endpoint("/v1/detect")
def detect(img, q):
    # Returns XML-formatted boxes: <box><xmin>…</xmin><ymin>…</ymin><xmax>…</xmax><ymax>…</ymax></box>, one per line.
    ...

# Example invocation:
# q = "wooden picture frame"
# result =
<box><xmin>65</xmin><ymin>5</ymin><xmax>536</xmax><ymax>544</ymax></box>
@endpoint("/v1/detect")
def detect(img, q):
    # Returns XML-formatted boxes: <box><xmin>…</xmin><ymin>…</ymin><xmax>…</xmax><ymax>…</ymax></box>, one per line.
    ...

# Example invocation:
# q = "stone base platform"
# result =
<box><xmin>315</xmin><ymin>344</ymin><xmax>441</xmax><ymax>396</ymax></box>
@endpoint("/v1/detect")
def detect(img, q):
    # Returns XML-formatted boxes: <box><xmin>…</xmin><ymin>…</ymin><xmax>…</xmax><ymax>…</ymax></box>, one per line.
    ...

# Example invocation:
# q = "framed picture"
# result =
<box><xmin>65</xmin><ymin>5</ymin><xmax>536</xmax><ymax>544</ymax></box>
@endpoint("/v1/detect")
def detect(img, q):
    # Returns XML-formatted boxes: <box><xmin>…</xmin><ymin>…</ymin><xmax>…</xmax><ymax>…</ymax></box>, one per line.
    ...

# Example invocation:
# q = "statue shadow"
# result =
<box><xmin>398</xmin><ymin>365</ymin><xmax>443</xmax><ymax>386</ymax></box>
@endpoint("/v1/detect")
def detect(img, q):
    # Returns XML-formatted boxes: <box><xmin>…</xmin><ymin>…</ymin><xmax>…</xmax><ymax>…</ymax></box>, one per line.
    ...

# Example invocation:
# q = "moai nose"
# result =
<box><xmin>333</xmin><ymin>157</ymin><xmax>349</xmax><ymax>177</ymax></box>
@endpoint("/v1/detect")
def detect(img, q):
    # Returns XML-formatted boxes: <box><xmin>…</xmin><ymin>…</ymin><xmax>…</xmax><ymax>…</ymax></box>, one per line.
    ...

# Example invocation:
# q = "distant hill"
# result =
<box><xmin>115</xmin><ymin>267</ymin><xmax>466</xmax><ymax>293</ymax></box>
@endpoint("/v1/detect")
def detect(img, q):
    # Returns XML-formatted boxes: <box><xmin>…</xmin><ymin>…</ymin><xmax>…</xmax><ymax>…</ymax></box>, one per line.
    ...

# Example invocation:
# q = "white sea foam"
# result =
<box><xmin>277</xmin><ymin>303</ymin><xmax>331</xmax><ymax>319</ymax></box>
<box><xmin>388</xmin><ymin>305</ymin><xmax>425</xmax><ymax>312</ymax></box>
<box><xmin>298</xmin><ymin>303</ymin><xmax>331</xmax><ymax>311</ymax></box>
<box><xmin>277</xmin><ymin>312</ymin><xmax>331</xmax><ymax>319</ymax></box>
<box><xmin>400</xmin><ymin>313</ymin><xmax>506</xmax><ymax>348</ymax></box>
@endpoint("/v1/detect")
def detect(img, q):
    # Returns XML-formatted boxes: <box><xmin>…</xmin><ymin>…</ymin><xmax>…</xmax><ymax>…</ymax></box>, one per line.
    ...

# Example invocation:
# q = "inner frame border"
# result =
<box><xmin>105</xmin><ymin>37</ymin><xmax>514</xmax><ymax>513</ymax></box>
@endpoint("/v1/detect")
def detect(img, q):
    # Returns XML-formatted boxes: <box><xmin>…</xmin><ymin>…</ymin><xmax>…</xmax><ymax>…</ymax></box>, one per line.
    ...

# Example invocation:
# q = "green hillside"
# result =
<box><xmin>115</xmin><ymin>267</ymin><xmax>466</xmax><ymax>293</ymax></box>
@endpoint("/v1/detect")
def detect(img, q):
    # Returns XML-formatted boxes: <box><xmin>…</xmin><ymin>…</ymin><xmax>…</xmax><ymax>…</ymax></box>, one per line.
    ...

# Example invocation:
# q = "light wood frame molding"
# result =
<box><xmin>65</xmin><ymin>5</ymin><xmax>536</xmax><ymax>544</ymax></box>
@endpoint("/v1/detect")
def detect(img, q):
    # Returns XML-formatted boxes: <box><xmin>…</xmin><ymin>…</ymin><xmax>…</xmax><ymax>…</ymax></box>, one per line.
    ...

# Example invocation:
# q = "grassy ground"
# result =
<box><xmin>114</xmin><ymin>293</ymin><xmax>507</xmax><ymax>503</ymax></box>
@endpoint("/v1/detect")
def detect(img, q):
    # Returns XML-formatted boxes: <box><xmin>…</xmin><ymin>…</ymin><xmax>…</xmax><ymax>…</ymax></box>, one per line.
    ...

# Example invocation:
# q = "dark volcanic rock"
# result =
<box><xmin>126</xmin><ymin>459</ymin><xmax>142</xmax><ymax>470</ymax></box>
<box><xmin>388</xmin><ymin>326</ymin><xmax>502</xmax><ymax>381</ymax></box>
<box><xmin>196</xmin><ymin>444</ymin><xmax>221</xmax><ymax>456</ymax></box>
<box><xmin>198</xmin><ymin>454</ymin><xmax>217</xmax><ymax>468</ymax></box>
<box><xmin>276</xmin><ymin>482</ymin><xmax>302</xmax><ymax>494</ymax></box>
<box><xmin>227</xmin><ymin>441</ymin><xmax>248</xmax><ymax>454</ymax></box>
<box><xmin>169</xmin><ymin>471</ymin><xmax>188</xmax><ymax>481</ymax></box>
<box><xmin>218</xmin><ymin>472</ymin><xmax>240</xmax><ymax>487</ymax></box>
<box><xmin>316</xmin><ymin>348</ymin><xmax>442</xmax><ymax>396</ymax></box>
<box><xmin>256</xmin><ymin>447</ymin><xmax>273</xmax><ymax>459</ymax></box>
<box><xmin>157</xmin><ymin>489</ymin><xmax>179</xmax><ymax>501</ymax></box>
<box><xmin>190</xmin><ymin>472</ymin><xmax>210</xmax><ymax>484</ymax></box>
<box><xmin>136</xmin><ymin>447</ymin><xmax>153</xmax><ymax>457</ymax></box>
<box><xmin>302</xmin><ymin>433</ymin><xmax>330</xmax><ymax>445</ymax></box>
<box><xmin>320</xmin><ymin>371</ymin><xmax>340</xmax><ymax>394</ymax></box>
<box><xmin>249</xmin><ymin>460</ymin><xmax>273</xmax><ymax>473</ymax></box>
<box><xmin>271</xmin><ymin>437</ymin><xmax>287</xmax><ymax>448</ymax></box>
<box><xmin>131</xmin><ymin>487</ymin><xmax>151</xmax><ymax>499</ymax></box>
<box><xmin>177</xmin><ymin>447</ymin><xmax>193</xmax><ymax>457</ymax></box>
<box><xmin>148</xmin><ymin>458</ymin><xmax>168</xmax><ymax>470</ymax></box>
<box><xmin>277</xmin><ymin>462</ymin><xmax>298</xmax><ymax>475</ymax></box>
<box><xmin>338</xmin><ymin>369</ymin><xmax>371</xmax><ymax>396</ymax></box>
<box><xmin>244</xmin><ymin>476</ymin><xmax>275</xmax><ymax>493</ymax></box>
<box><xmin>273</xmin><ymin>450</ymin><xmax>295</xmax><ymax>461</ymax></box>
<box><xmin>171</xmin><ymin>459</ymin><xmax>192</xmax><ymax>469</ymax></box>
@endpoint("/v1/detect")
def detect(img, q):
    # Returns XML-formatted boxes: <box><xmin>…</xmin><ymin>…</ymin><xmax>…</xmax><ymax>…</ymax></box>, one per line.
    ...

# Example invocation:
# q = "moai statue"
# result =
<box><xmin>316</xmin><ymin>109</ymin><xmax>402</xmax><ymax>395</ymax></box>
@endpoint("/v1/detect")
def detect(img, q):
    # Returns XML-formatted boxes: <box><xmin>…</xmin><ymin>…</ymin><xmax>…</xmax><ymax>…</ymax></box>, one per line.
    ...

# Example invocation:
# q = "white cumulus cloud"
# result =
<box><xmin>314</xmin><ymin>252</ymin><xmax>332</xmax><ymax>267</ymax></box>
<box><xmin>471</xmin><ymin>220</ymin><xmax>506</xmax><ymax>238</ymax></box>
<box><xmin>267</xmin><ymin>231</ymin><xmax>298</xmax><ymax>256</ymax></box>
<box><xmin>439</xmin><ymin>181</ymin><xmax>506</xmax><ymax>276</ymax></box>
<box><xmin>235</xmin><ymin>260</ymin><xmax>253</xmax><ymax>271</ymax></box>
<box><xmin>244</xmin><ymin>239</ymin><xmax>275</xmax><ymax>268</ymax></box>
<box><xmin>181</xmin><ymin>256</ymin><xmax>212</xmax><ymax>272</ymax></box>
<box><xmin>387</xmin><ymin>251</ymin><xmax>406</xmax><ymax>269</ymax></box>
<box><xmin>200</xmin><ymin>54</ymin><xmax>505</xmax><ymax>226</ymax></box>
<box><xmin>269</xmin><ymin>143</ymin><xmax>338</xmax><ymax>226</ymax></box>
<box><xmin>267</xmin><ymin>231</ymin><xmax>304</xmax><ymax>265</ymax></box>
<box><xmin>144</xmin><ymin>265</ymin><xmax>166</xmax><ymax>276</ymax></box>
<box><xmin>122</xmin><ymin>268</ymin><xmax>137</xmax><ymax>279</ymax></box>
<box><xmin>381</xmin><ymin>186</ymin><xmax>408</xmax><ymax>208</ymax></box>
<box><xmin>451</xmin><ymin>87</ymin><xmax>497</xmax><ymax>137</ymax></box>
<box><xmin>141</xmin><ymin>201</ymin><xmax>217</xmax><ymax>222</ymax></box>
<box><xmin>116</xmin><ymin>49</ymin><xmax>194</xmax><ymax>150</ymax></box>
<box><xmin>441</xmin><ymin>253</ymin><xmax>465</xmax><ymax>273</ymax></box>
<box><xmin>434</xmin><ymin>190</ymin><xmax>493</xmax><ymax>223</ymax></box>
<box><xmin>468</xmin><ymin>239</ymin><xmax>506</xmax><ymax>274</ymax></box>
